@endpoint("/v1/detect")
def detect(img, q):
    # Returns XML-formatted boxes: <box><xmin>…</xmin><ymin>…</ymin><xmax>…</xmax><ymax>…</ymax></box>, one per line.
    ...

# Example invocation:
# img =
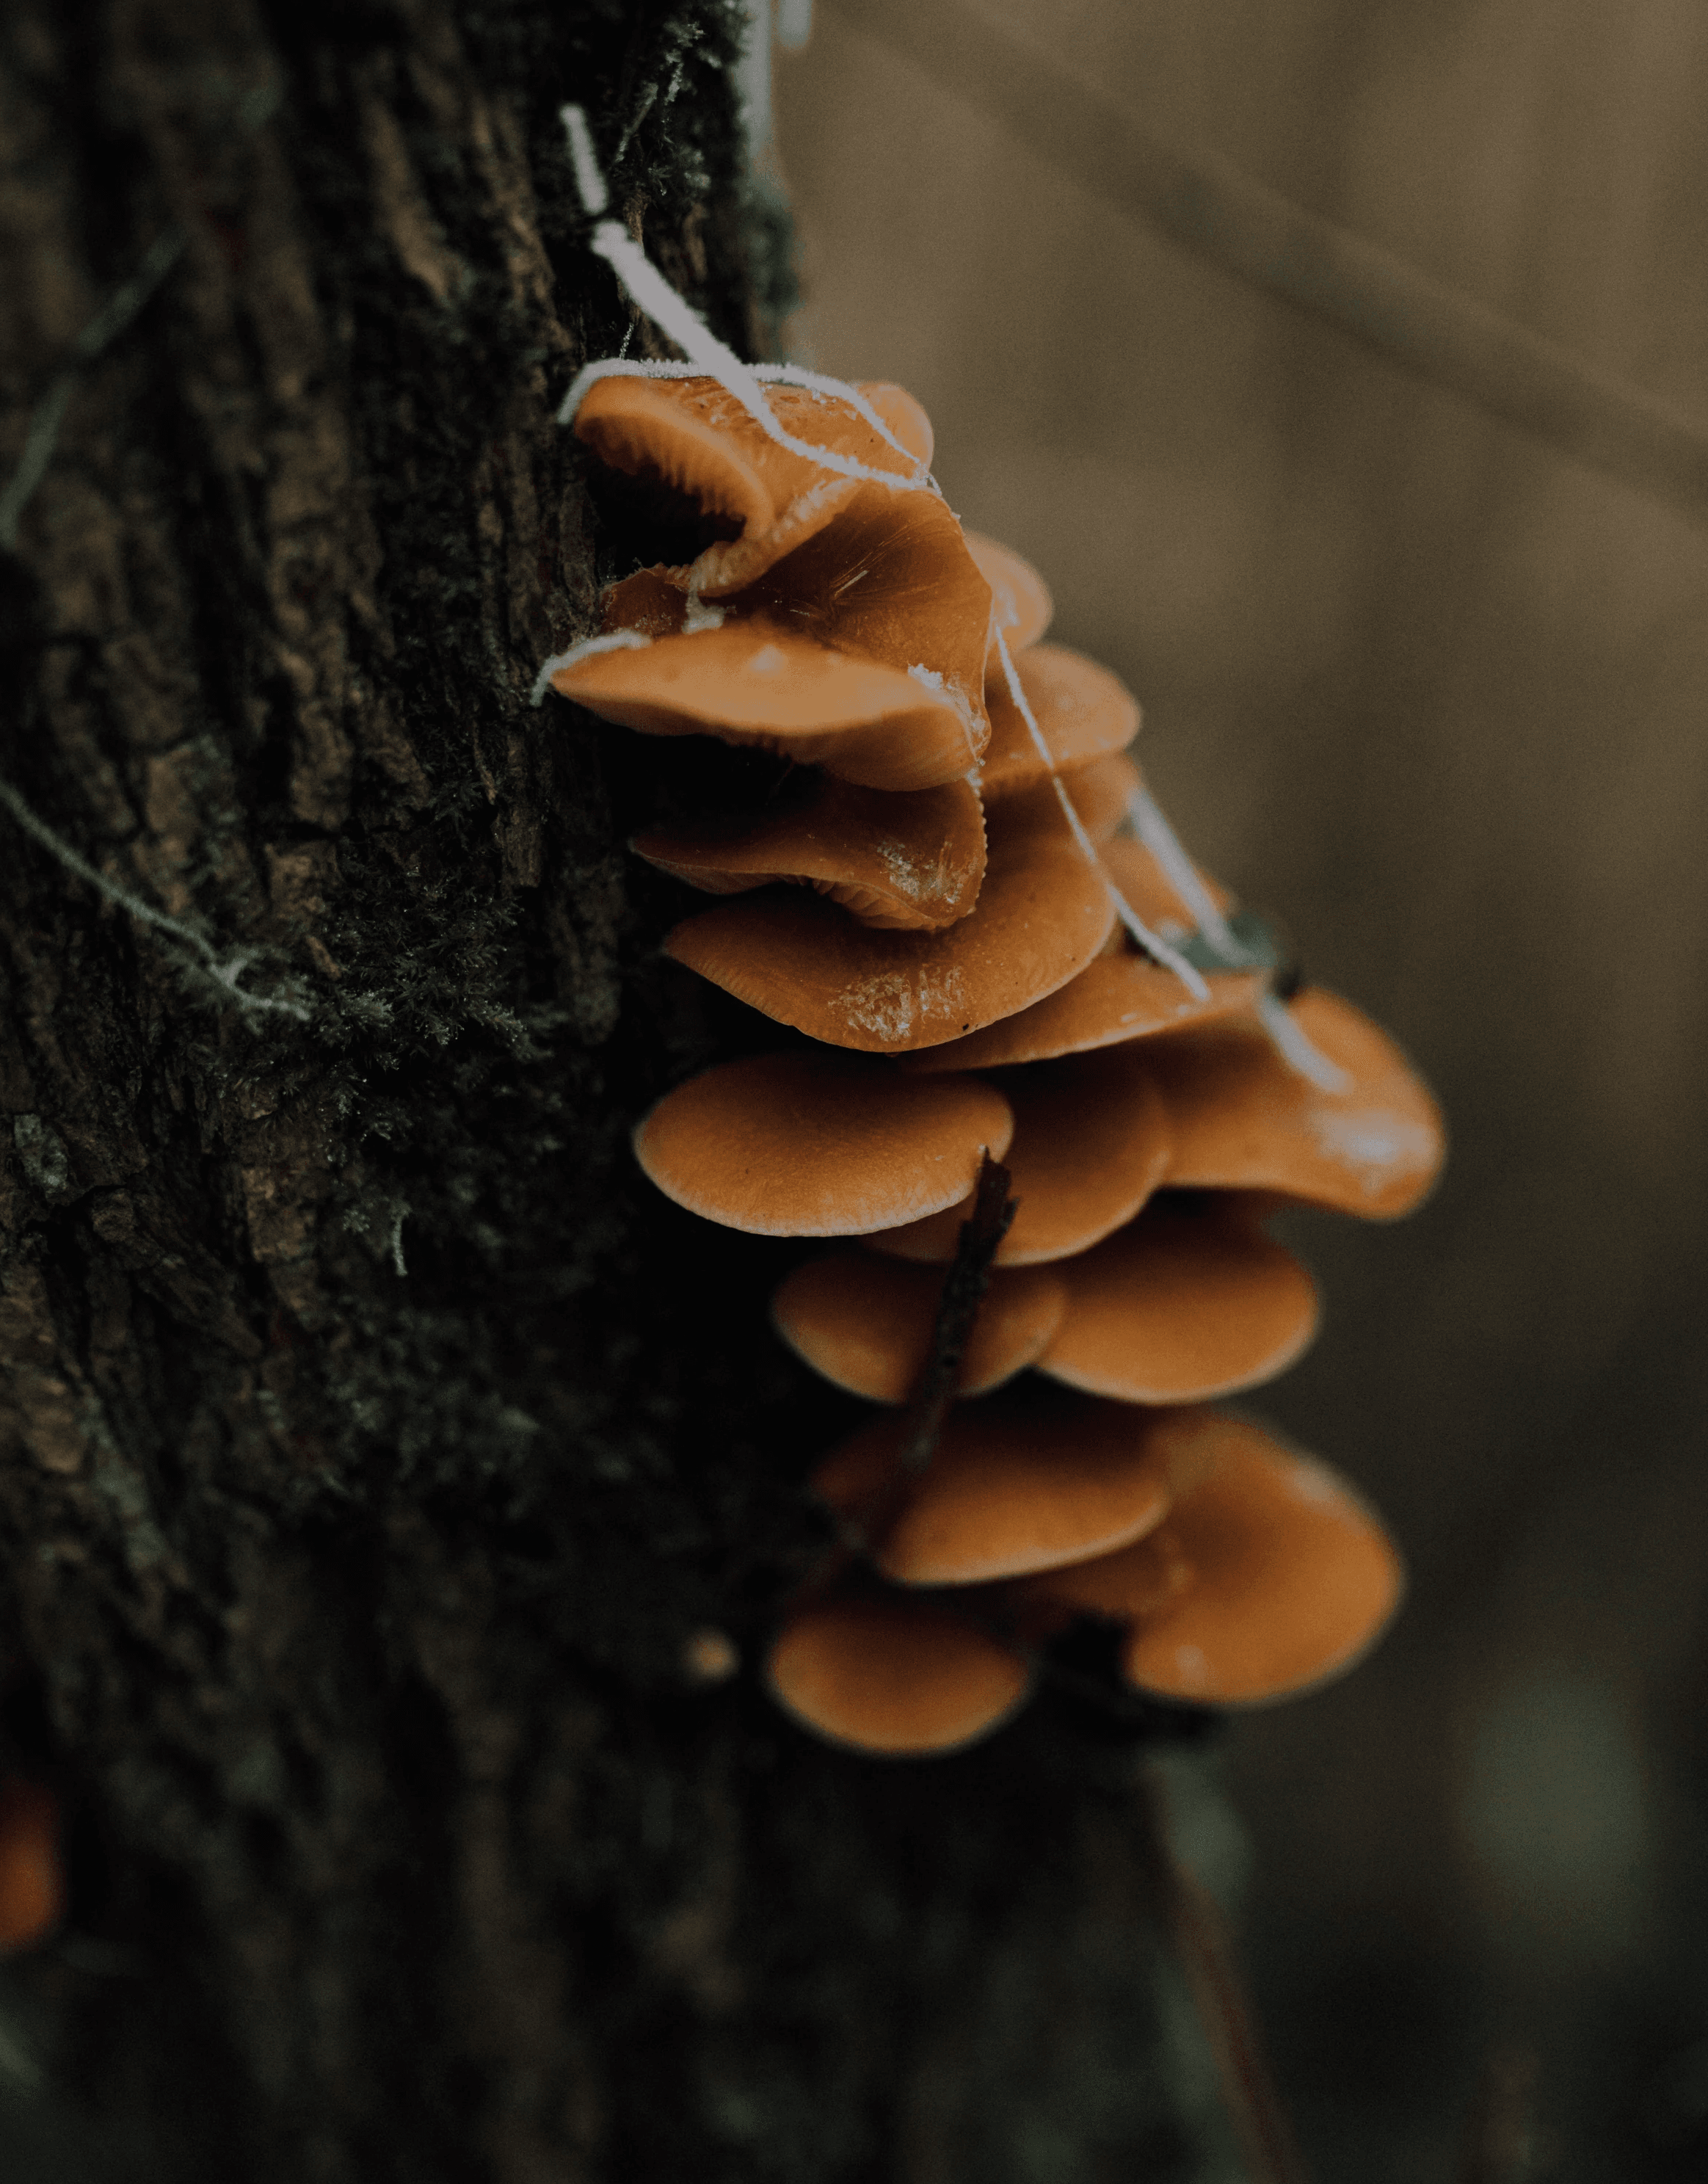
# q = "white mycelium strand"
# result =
<box><xmin>1257</xmin><ymin>989</ymin><xmax>1353</xmax><ymax>1094</ymax></box>
<box><xmin>1127</xmin><ymin>783</ymin><xmax>1248</xmax><ymax>962</ymax></box>
<box><xmin>991</xmin><ymin>628</ymin><xmax>1210</xmax><ymax>1003</ymax></box>
<box><xmin>529</xmin><ymin>628</ymin><xmax>652</xmax><ymax>708</ymax></box>
<box><xmin>557</xmin><ymin>109</ymin><xmax>932</xmax><ymax>493</ymax></box>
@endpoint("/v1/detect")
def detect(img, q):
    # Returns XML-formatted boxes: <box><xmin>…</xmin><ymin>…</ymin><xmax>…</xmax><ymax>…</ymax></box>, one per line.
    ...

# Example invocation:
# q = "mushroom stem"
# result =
<box><xmin>990</xmin><ymin>627</ymin><xmax>1210</xmax><ymax>1001</ymax></box>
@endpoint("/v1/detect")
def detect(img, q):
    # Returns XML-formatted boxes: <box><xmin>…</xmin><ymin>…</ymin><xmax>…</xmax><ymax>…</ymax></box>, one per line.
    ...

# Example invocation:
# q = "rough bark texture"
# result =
<box><xmin>0</xmin><ymin>4</ymin><xmax>1224</xmax><ymax>2177</ymax></box>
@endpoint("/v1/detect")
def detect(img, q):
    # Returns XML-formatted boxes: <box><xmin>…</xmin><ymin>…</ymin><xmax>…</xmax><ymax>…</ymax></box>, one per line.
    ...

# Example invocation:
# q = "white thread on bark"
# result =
<box><xmin>0</xmin><ymin>780</ymin><xmax>310</xmax><ymax>1022</ymax></box>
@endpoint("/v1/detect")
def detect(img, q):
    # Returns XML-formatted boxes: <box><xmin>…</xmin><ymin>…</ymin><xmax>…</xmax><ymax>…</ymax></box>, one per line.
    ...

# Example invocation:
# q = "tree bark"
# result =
<box><xmin>0</xmin><ymin>4</ymin><xmax>1224</xmax><ymax>2176</ymax></box>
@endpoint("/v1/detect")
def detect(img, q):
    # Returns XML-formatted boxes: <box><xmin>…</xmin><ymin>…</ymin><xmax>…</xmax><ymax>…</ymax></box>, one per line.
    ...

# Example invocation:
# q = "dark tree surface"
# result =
<box><xmin>0</xmin><ymin>4</ymin><xmax>1223</xmax><ymax>2177</ymax></box>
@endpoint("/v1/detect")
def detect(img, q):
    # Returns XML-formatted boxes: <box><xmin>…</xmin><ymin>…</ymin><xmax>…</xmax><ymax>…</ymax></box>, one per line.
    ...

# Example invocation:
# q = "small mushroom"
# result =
<box><xmin>979</xmin><ymin>644</ymin><xmax>1140</xmax><ymax>799</ymax></box>
<box><xmin>573</xmin><ymin>373</ymin><xmax>924</xmax><ymax>597</ymax></box>
<box><xmin>964</xmin><ymin>530</ymin><xmax>1053</xmax><ymax>659</ymax></box>
<box><xmin>630</xmin><ymin>774</ymin><xmax>986</xmax><ymax>930</ymax></box>
<box><xmin>664</xmin><ymin>808</ymin><xmax>1117</xmax><ymax>1053</ymax></box>
<box><xmin>814</xmin><ymin>1390</ymin><xmax>1179</xmax><ymax>1584</ymax></box>
<box><xmin>1036</xmin><ymin>1196</ymin><xmax>1320</xmax><ymax>1403</ymax></box>
<box><xmin>766</xmin><ymin>1591</ymin><xmax>1032</xmax><ymax>1756</ymax></box>
<box><xmin>997</xmin><ymin>753</ymin><xmax>1142</xmax><ymax>847</ymax></box>
<box><xmin>1146</xmin><ymin>990</ymin><xmax>1446</xmax><ymax>1217</ymax></box>
<box><xmin>0</xmin><ymin>1780</ymin><xmax>62</xmax><ymax>1955</ymax></box>
<box><xmin>1113</xmin><ymin>1411</ymin><xmax>1405</xmax><ymax>1705</ymax></box>
<box><xmin>553</xmin><ymin>617</ymin><xmax>984</xmax><ymax>791</ymax></box>
<box><xmin>869</xmin><ymin>1045</ymin><xmax>1171</xmax><ymax>1266</ymax></box>
<box><xmin>633</xmin><ymin>1052</ymin><xmax>1014</xmax><ymax>1236</ymax></box>
<box><xmin>771</xmin><ymin>1252</ymin><xmax>1069</xmax><ymax>1401</ymax></box>
<box><xmin>1007</xmin><ymin>1520</ymin><xmax>1196</xmax><ymax>1623</ymax></box>
<box><xmin>903</xmin><ymin>951</ymin><xmax>1263</xmax><ymax>1073</ymax></box>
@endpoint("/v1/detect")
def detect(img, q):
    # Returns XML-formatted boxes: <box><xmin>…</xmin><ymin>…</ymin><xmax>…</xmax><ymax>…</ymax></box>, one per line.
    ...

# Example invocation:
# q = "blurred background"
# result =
<box><xmin>774</xmin><ymin>4</ymin><xmax>1708</xmax><ymax>2178</ymax></box>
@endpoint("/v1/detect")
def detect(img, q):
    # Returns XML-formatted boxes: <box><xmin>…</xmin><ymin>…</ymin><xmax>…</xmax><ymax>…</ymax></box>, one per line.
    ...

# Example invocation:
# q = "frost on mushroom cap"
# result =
<box><xmin>1113</xmin><ymin>1410</ymin><xmax>1405</xmax><ymax>1705</ymax></box>
<box><xmin>814</xmin><ymin>1390</ymin><xmax>1180</xmax><ymax>1584</ymax></box>
<box><xmin>633</xmin><ymin>1052</ymin><xmax>1013</xmax><ymax>1236</ymax></box>
<box><xmin>964</xmin><ymin>529</ymin><xmax>1053</xmax><ymax>660</ymax></box>
<box><xmin>978</xmin><ymin>645</ymin><xmax>1140</xmax><ymax>799</ymax></box>
<box><xmin>1036</xmin><ymin>1195</ymin><xmax>1320</xmax><ymax>1404</ymax></box>
<box><xmin>869</xmin><ymin>1045</ymin><xmax>1172</xmax><ymax>1266</ymax></box>
<box><xmin>766</xmin><ymin>1592</ymin><xmax>1031</xmax><ymax>1756</ymax></box>
<box><xmin>573</xmin><ymin>374</ymin><xmax>925</xmax><ymax>597</ymax></box>
<box><xmin>0</xmin><ymin>1781</ymin><xmax>62</xmax><ymax>1955</ymax></box>
<box><xmin>664</xmin><ymin>805</ymin><xmax>1118</xmax><ymax>1053</ymax></box>
<box><xmin>771</xmin><ymin>1252</ymin><xmax>1068</xmax><ymax>1401</ymax></box>
<box><xmin>1146</xmin><ymin>988</ymin><xmax>1446</xmax><ymax>1218</ymax></box>
<box><xmin>630</xmin><ymin>774</ymin><xmax>986</xmax><ymax>932</ymax></box>
<box><xmin>553</xmin><ymin>619</ymin><xmax>983</xmax><ymax>791</ymax></box>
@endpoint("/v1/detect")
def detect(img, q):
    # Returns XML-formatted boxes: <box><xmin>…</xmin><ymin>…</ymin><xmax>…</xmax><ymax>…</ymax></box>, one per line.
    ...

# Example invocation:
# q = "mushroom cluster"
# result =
<box><xmin>550</xmin><ymin>371</ymin><xmax>1442</xmax><ymax>1757</ymax></box>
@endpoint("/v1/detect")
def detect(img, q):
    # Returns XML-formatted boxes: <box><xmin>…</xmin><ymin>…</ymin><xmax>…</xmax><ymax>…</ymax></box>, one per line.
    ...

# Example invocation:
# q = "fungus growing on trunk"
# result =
<box><xmin>538</xmin><ymin>170</ymin><xmax>1440</xmax><ymax>1759</ymax></box>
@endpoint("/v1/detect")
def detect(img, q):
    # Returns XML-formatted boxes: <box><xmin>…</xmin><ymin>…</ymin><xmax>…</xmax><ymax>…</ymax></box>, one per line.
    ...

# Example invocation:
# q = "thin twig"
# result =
<box><xmin>0</xmin><ymin>780</ymin><xmax>309</xmax><ymax>1023</ymax></box>
<box><xmin>895</xmin><ymin>1150</ymin><xmax>1015</xmax><ymax>1474</ymax></box>
<box><xmin>1135</xmin><ymin>1767</ymin><xmax>1312</xmax><ymax>2184</ymax></box>
<box><xmin>0</xmin><ymin>227</ymin><xmax>186</xmax><ymax>549</ymax></box>
<box><xmin>835</xmin><ymin>0</ymin><xmax>1708</xmax><ymax>527</ymax></box>
<box><xmin>834</xmin><ymin>1150</ymin><xmax>1014</xmax><ymax>1558</ymax></box>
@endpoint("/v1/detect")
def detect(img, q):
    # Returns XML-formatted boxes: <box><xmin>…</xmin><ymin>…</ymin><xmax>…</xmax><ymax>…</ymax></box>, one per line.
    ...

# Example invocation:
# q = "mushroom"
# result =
<box><xmin>572</xmin><ymin>372</ymin><xmax>929</xmax><ymax>598</ymax></box>
<box><xmin>633</xmin><ymin>1052</ymin><xmax>1013</xmax><ymax>1236</ymax></box>
<box><xmin>771</xmin><ymin>1252</ymin><xmax>1069</xmax><ymax>1401</ymax></box>
<box><xmin>868</xmin><ymin>1045</ymin><xmax>1171</xmax><ymax>1266</ymax></box>
<box><xmin>630</xmin><ymin>774</ymin><xmax>986</xmax><ymax>931</ymax></box>
<box><xmin>978</xmin><ymin>644</ymin><xmax>1140</xmax><ymax>799</ymax></box>
<box><xmin>1036</xmin><ymin>1195</ymin><xmax>1320</xmax><ymax>1402</ymax></box>
<box><xmin>997</xmin><ymin>753</ymin><xmax>1142</xmax><ymax>847</ymax></box>
<box><xmin>553</xmin><ymin>615</ymin><xmax>985</xmax><ymax>791</ymax></box>
<box><xmin>902</xmin><ymin>951</ymin><xmax>1263</xmax><ymax>1073</ymax></box>
<box><xmin>0</xmin><ymin>1780</ymin><xmax>62</xmax><ymax>1955</ymax></box>
<box><xmin>1144</xmin><ymin>990</ymin><xmax>1446</xmax><ymax>1217</ymax></box>
<box><xmin>964</xmin><ymin>530</ymin><xmax>1053</xmax><ymax>661</ymax></box>
<box><xmin>766</xmin><ymin>1590</ymin><xmax>1032</xmax><ymax>1756</ymax></box>
<box><xmin>902</xmin><ymin>835</ymin><xmax>1259</xmax><ymax>1073</ymax></box>
<box><xmin>1111</xmin><ymin>1411</ymin><xmax>1404</xmax><ymax>1705</ymax></box>
<box><xmin>813</xmin><ymin>1390</ymin><xmax>1180</xmax><ymax>1584</ymax></box>
<box><xmin>663</xmin><ymin>802</ymin><xmax>1117</xmax><ymax>1053</ymax></box>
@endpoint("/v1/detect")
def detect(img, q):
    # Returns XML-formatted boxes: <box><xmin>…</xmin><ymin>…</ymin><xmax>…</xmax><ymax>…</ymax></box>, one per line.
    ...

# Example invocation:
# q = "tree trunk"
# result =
<box><xmin>0</xmin><ymin>4</ymin><xmax>1225</xmax><ymax>2176</ymax></box>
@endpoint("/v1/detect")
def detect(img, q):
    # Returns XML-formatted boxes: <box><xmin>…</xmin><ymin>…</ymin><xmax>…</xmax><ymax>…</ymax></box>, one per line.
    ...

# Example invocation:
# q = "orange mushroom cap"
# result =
<box><xmin>553</xmin><ymin>617</ymin><xmax>983</xmax><ymax>792</ymax></box>
<box><xmin>630</xmin><ymin>774</ymin><xmax>986</xmax><ymax>931</ymax></box>
<box><xmin>0</xmin><ymin>1780</ymin><xmax>63</xmax><ymax>1954</ymax></box>
<box><xmin>855</xmin><ymin>380</ymin><xmax>936</xmax><ymax>468</ymax></box>
<box><xmin>1111</xmin><ymin>1410</ymin><xmax>1405</xmax><ymax>1705</ymax></box>
<box><xmin>869</xmin><ymin>1045</ymin><xmax>1171</xmax><ymax>1266</ymax></box>
<box><xmin>573</xmin><ymin>373</ymin><xmax>923</xmax><ymax>598</ymax></box>
<box><xmin>771</xmin><ymin>1252</ymin><xmax>1069</xmax><ymax>1401</ymax></box>
<box><xmin>1147</xmin><ymin>988</ymin><xmax>1446</xmax><ymax>1217</ymax></box>
<box><xmin>964</xmin><ymin>529</ymin><xmax>1053</xmax><ymax>660</ymax></box>
<box><xmin>1007</xmin><ymin>1520</ymin><xmax>1196</xmax><ymax>1625</ymax></box>
<box><xmin>633</xmin><ymin>1052</ymin><xmax>1013</xmax><ymax>1236</ymax></box>
<box><xmin>995</xmin><ymin>754</ymin><xmax>1141</xmax><ymax>851</ymax></box>
<box><xmin>1036</xmin><ymin>1195</ymin><xmax>1320</xmax><ymax>1404</ymax></box>
<box><xmin>766</xmin><ymin>1591</ymin><xmax>1031</xmax><ymax>1756</ymax></box>
<box><xmin>663</xmin><ymin>800</ymin><xmax>1117</xmax><ymax>1053</ymax></box>
<box><xmin>814</xmin><ymin>1390</ymin><xmax>1182</xmax><ymax>1585</ymax></box>
<box><xmin>903</xmin><ymin>951</ymin><xmax>1264</xmax><ymax>1073</ymax></box>
<box><xmin>903</xmin><ymin>835</ymin><xmax>1257</xmax><ymax>1073</ymax></box>
<box><xmin>979</xmin><ymin>644</ymin><xmax>1140</xmax><ymax>799</ymax></box>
